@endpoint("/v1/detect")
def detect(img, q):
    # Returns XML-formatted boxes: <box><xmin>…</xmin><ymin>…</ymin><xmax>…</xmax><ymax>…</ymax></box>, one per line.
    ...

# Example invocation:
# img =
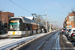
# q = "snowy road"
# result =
<box><xmin>16</xmin><ymin>31</ymin><xmax>61</xmax><ymax>50</ymax></box>
<box><xmin>0</xmin><ymin>32</ymin><xmax>52</xmax><ymax>50</ymax></box>
<box><xmin>42</xmin><ymin>31</ymin><xmax>60</xmax><ymax>50</ymax></box>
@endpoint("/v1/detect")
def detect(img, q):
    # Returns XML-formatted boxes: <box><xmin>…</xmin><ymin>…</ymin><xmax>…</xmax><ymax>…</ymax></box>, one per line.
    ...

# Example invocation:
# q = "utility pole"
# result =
<box><xmin>50</xmin><ymin>16</ymin><xmax>51</xmax><ymax>32</ymax></box>
<box><xmin>32</xmin><ymin>11</ymin><xmax>48</xmax><ymax>32</ymax></box>
<box><xmin>45</xmin><ymin>10</ymin><xmax>47</xmax><ymax>32</ymax></box>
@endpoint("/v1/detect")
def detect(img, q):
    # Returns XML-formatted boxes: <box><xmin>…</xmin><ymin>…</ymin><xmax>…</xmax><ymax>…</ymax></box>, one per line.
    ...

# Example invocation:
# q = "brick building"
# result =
<box><xmin>63</xmin><ymin>11</ymin><xmax>75</xmax><ymax>28</ymax></box>
<box><xmin>0</xmin><ymin>11</ymin><xmax>14</xmax><ymax>28</ymax></box>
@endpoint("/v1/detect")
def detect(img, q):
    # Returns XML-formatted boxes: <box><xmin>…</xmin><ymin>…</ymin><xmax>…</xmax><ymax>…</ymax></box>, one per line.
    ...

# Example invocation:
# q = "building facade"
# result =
<box><xmin>0</xmin><ymin>11</ymin><xmax>14</xmax><ymax>28</ymax></box>
<box><xmin>63</xmin><ymin>11</ymin><xmax>75</xmax><ymax>28</ymax></box>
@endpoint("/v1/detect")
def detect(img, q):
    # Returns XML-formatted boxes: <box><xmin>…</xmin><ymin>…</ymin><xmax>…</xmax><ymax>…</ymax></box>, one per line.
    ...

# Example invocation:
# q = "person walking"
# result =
<box><xmin>42</xmin><ymin>28</ymin><xmax>44</xmax><ymax>33</ymax></box>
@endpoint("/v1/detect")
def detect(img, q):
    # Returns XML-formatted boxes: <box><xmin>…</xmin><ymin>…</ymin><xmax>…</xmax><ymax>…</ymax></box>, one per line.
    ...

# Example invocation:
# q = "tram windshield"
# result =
<box><xmin>8</xmin><ymin>20</ymin><xmax>20</xmax><ymax>31</ymax></box>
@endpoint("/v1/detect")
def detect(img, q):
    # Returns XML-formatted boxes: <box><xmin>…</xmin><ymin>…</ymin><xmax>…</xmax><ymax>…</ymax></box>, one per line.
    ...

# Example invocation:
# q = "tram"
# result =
<box><xmin>8</xmin><ymin>17</ymin><xmax>45</xmax><ymax>37</ymax></box>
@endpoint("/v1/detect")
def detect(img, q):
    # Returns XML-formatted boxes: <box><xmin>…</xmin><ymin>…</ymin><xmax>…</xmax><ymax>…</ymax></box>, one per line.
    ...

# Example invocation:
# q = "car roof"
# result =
<box><xmin>68</xmin><ymin>28</ymin><xmax>75</xmax><ymax>30</ymax></box>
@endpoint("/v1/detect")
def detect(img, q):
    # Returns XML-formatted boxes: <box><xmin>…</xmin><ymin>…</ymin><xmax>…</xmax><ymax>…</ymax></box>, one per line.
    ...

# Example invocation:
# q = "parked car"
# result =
<box><xmin>64</xmin><ymin>29</ymin><xmax>69</xmax><ymax>37</ymax></box>
<box><xmin>62</xmin><ymin>28</ymin><xmax>66</xmax><ymax>33</ymax></box>
<box><xmin>67</xmin><ymin>28</ymin><xmax>75</xmax><ymax>41</ymax></box>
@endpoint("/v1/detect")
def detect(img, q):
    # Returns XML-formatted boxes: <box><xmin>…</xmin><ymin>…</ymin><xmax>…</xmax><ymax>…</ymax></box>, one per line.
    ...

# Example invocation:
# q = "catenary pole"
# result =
<box><xmin>46</xmin><ymin>10</ymin><xmax>48</xmax><ymax>32</ymax></box>
<box><xmin>50</xmin><ymin>16</ymin><xmax>51</xmax><ymax>32</ymax></box>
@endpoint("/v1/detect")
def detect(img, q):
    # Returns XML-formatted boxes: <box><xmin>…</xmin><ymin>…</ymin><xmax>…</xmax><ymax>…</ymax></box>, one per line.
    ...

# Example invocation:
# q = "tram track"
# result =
<box><xmin>0</xmin><ymin>31</ymin><xmax>58</xmax><ymax>50</ymax></box>
<box><xmin>17</xmin><ymin>31</ymin><xmax>58</xmax><ymax>50</ymax></box>
<box><xmin>13</xmin><ymin>32</ymin><xmax>56</xmax><ymax>50</ymax></box>
<box><xmin>39</xmin><ymin>31</ymin><xmax>60</xmax><ymax>50</ymax></box>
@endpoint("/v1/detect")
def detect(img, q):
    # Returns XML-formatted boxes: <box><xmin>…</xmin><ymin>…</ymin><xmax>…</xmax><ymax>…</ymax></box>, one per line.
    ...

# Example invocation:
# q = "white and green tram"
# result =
<box><xmin>8</xmin><ymin>17</ymin><xmax>45</xmax><ymax>37</ymax></box>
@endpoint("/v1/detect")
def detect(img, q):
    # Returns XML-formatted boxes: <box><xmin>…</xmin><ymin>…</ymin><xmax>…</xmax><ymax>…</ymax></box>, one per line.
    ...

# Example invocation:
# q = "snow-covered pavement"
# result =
<box><xmin>0</xmin><ymin>32</ymin><xmax>53</xmax><ymax>50</ymax></box>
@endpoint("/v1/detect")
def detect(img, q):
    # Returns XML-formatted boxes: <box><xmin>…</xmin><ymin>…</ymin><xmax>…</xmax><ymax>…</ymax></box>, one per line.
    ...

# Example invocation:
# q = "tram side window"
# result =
<box><xmin>20</xmin><ymin>19</ymin><xmax>24</xmax><ymax>31</ymax></box>
<box><xmin>25</xmin><ymin>24</ymin><xmax>30</xmax><ymax>30</ymax></box>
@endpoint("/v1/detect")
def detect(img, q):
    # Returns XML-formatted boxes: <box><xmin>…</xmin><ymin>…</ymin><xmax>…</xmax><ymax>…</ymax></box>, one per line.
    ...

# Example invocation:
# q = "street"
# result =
<box><xmin>17</xmin><ymin>31</ymin><xmax>60</xmax><ymax>50</ymax></box>
<box><xmin>0</xmin><ymin>31</ymin><xmax>56</xmax><ymax>50</ymax></box>
<box><xmin>0</xmin><ymin>30</ymin><xmax>60</xmax><ymax>50</ymax></box>
<box><xmin>0</xmin><ymin>0</ymin><xmax>75</xmax><ymax>50</ymax></box>
<box><xmin>1</xmin><ymin>30</ymin><xmax>75</xmax><ymax>50</ymax></box>
<box><xmin>13</xmin><ymin>30</ymin><xmax>75</xmax><ymax>50</ymax></box>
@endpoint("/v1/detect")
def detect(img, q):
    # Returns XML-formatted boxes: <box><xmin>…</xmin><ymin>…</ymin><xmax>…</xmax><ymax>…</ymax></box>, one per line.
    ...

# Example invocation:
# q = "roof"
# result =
<box><xmin>25</xmin><ymin>17</ymin><xmax>34</xmax><ymax>20</ymax></box>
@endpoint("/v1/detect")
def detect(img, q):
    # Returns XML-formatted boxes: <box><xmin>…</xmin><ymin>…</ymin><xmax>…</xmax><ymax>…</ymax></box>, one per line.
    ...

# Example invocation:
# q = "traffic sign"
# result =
<box><xmin>69</xmin><ymin>25</ymin><xmax>72</xmax><ymax>27</ymax></box>
<box><xmin>65</xmin><ymin>26</ymin><xmax>67</xmax><ymax>28</ymax></box>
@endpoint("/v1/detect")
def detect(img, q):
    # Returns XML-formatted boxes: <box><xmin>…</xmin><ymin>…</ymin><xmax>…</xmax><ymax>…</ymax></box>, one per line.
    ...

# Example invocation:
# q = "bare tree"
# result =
<box><xmin>32</xmin><ymin>14</ymin><xmax>46</xmax><ymax>26</ymax></box>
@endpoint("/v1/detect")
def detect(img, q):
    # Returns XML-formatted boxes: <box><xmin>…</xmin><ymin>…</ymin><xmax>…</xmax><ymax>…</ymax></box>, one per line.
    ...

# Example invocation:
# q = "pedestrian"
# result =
<box><xmin>44</xmin><ymin>28</ymin><xmax>46</xmax><ymax>33</ymax></box>
<box><xmin>42</xmin><ymin>28</ymin><xmax>44</xmax><ymax>33</ymax></box>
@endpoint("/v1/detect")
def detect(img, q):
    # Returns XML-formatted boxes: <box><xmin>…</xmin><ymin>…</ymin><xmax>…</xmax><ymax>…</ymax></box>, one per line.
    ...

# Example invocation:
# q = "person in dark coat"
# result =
<box><xmin>44</xmin><ymin>27</ymin><xmax>47</xmax><ymax>33</ymax></box>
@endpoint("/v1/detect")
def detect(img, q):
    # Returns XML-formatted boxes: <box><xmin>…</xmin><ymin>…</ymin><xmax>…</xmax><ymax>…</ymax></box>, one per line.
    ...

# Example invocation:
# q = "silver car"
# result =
<box><xmin>67</xmin><ymin>28</ymin><xmax>75</xmax><ymax>41</ymax></box>
<box><xmin>64</xmin><ymin>29</ymin><xmax>69</xmax><ymax>37</ymax></box>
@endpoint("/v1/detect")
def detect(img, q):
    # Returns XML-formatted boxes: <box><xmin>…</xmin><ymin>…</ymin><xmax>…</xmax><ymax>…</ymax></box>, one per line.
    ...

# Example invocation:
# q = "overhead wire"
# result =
<box><xmin>9</xmin><ymin>0</ymin><xmax>32</xmax><ymax>13</ymax></box>
<box><xmin>9</xmin><ymin>0</ymin><xmax>46</xmax><ymax>16</ymax></box>
<box><xmin>38</xmin><ymin>10</ymin><xmax>46</xmax><ymax>14</ymax></box>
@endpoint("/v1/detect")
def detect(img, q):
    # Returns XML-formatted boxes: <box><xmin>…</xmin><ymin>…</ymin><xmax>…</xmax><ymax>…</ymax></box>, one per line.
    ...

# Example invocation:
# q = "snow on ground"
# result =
<box><xmin>62</xmin><ymin>35</ymin><xmax>72</xmax><ymax>45</ymax></box>
<box><xmin>0</xmin><ymin>32</ymin><xmax>52</xmax><ymax>50</ymax></box>
<box><xmin>61</xmin><ymin>34</ymin><xmax>75</xmax><ymax>50</ymax></box>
